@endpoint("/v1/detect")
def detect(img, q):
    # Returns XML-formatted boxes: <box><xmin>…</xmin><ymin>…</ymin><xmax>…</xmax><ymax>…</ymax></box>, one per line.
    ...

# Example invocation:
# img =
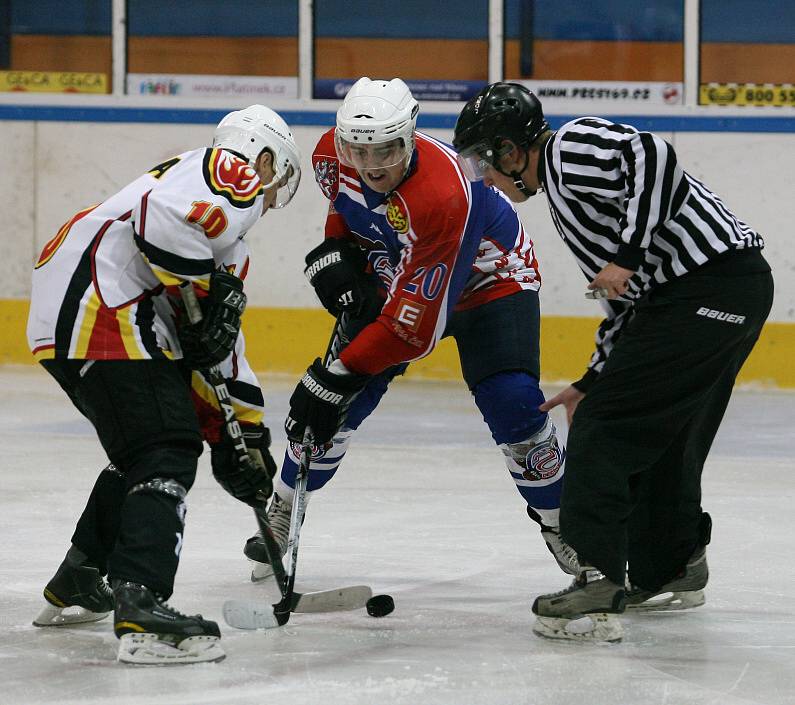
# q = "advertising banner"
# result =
<box><xmin>0</xmin><ymin>71</ymin><xmax>107</xmax><ymax>93</ymax></box>
<box><xmin>700</xmin><ymin>83</ymin><xmax>795</xmax><ymax>107</ymax></box>
<box><xmin>516</xmin><ymin>80</ymin><xmax>683</xmax><ymax>106</ymax></box>
<box><xmin>127</xmin><ymin>74</ymin><xmax>298</xmax><ymax>99</ymax></box>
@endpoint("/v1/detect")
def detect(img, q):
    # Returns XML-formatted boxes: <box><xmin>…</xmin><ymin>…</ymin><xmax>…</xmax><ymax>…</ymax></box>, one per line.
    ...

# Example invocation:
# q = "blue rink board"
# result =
<box><xmin>0</xmin><ymin>104</ymin><xmax>793</xmax><ymax>133</ymax></box>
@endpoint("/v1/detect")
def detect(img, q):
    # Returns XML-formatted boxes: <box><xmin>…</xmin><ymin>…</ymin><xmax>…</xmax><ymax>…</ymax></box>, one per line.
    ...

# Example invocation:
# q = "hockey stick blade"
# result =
<box><xmin>292</xmin><ymin>585</ymin><xmax>372</xmax><ymax>613</ymax></box>
<box><xmin>223</xmin><ymin>586</ymin><xmax>373</xmax><ymax>630</ymax></box>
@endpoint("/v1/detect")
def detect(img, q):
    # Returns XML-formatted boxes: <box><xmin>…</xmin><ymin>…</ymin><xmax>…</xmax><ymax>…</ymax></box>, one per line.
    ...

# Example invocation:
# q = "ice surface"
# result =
<box><xmin>2</xmin><ymin>365</ymin><xmax>794</xmax><ymax>705</ymax></box>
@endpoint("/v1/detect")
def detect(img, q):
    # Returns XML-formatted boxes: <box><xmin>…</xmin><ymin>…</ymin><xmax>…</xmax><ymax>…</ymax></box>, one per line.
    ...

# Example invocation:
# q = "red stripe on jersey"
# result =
<box><xmin>86</xmin><ymin>303</ymin><xmax>128</xmax><ymax>359</ymax></box>
<box><xmin>339</xmin><ymin>172</ymin><xmax>362</xmax><ymax>193</ymax></box>
<box><xmin>137</xmin><ymin>190</ymin><xmax>151</xmax><ymax>238</ymax></box>
<box><xmin>31</xmin><ymin>343</ymin><xmax>55</xmax><ymax>356</ymax></box>
<box><xmin>237</xmin><ymin>256</ymin><xmax>250</xmax><ymax>281</ymax></box>
<box><xmin>90</xmin><ymin>211</ymin><xmax>155</xmax><ymax>310</ymax></box>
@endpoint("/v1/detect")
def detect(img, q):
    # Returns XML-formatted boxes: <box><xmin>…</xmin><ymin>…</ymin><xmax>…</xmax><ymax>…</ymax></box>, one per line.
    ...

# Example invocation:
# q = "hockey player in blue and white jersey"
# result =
<box><xmin>244</xmin><ymin>77</ymin><xmax>576</xmax><ymax>582</ymax></box>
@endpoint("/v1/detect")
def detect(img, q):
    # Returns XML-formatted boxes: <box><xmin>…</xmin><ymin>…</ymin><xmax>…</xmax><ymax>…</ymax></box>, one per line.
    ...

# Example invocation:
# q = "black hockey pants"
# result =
<box><xmin>559</xmin><ymin>249</ymin><xmax>773</xmax><ymax>588</ymax></box>
<box><xmin>41</xmin><ymin>359</ymin><xmax>203</xmax><ymax>598</ymax></box>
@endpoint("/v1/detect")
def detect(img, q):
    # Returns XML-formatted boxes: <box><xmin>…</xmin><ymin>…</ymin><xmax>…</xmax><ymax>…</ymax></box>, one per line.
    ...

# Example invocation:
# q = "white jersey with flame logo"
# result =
<box><xmin>27</xmin><ymin>147</ymin><xmax>267</xmax><ymax>433</ymax></box>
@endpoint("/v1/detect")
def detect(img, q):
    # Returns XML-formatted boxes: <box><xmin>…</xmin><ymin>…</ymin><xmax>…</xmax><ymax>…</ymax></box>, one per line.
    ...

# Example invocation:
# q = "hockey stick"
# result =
<box><xmin>223</xmin><ymin>312</ymin><xmax>374</xmax><ymax>629</ymax></box>
<box><xmin>273</xmin><ymin>312</ymin><xmax>352</xmax><ymax>620</ymax></box>
<box><xmin>178</xmin><ymin>282</ymin><xmax>291</xmax><ymax>600</ymax></box>
<box><xmin>270</xmin><ymin>425</ymin><xmax>312</xmax><ymax>623</ymax></box>
<box><xmin>179</xmin><ymin>285</ymin><xmax>370</xmax><ymax>626</ymax></box>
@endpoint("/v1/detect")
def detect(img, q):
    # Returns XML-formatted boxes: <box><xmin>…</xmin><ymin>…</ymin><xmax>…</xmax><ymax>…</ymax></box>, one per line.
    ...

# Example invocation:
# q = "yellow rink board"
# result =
<box><xmin>4</xmin><ymin>299</ymin><xmax>793</xmax><ymax>388</ymax></box>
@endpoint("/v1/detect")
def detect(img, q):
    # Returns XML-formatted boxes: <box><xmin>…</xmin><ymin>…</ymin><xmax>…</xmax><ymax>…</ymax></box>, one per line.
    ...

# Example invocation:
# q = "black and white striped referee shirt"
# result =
<box><xmin>539</xmin><ymin>116</ymin><xmax>765</xmax><ymax>381</ymax></box>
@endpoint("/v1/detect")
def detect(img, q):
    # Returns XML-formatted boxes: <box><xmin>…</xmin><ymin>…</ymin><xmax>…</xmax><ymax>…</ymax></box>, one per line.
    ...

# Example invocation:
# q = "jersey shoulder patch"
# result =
<box><xmin>386</xmin><ymin>192</ymin><xmax>410</xmax><ymax>236</ymax></box>
<box><xmin>312</xmin><ymin>129</ymin><xmax>340</xmax><ymax>201</ymax></box>
<box><xmin>314</xmin><ymin>156</ymin><xmax>339</xmax><ymax>200</ymax></box>
<box><xmin>202</xmin><ymin>148</ymin><xmax>263</xmax><ymax>208</ymax></box>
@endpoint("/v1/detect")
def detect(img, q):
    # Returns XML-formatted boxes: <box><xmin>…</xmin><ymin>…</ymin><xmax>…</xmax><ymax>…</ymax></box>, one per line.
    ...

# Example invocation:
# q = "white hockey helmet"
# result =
<box><xmin>335</xmin><ymin>77</ymin><xmax>419</xmax><ymax>171</ymax></box>
<box><xmin>213</xmin><ymin>104</ymin><xmax>302</xmax><ymax>208</ymax></box>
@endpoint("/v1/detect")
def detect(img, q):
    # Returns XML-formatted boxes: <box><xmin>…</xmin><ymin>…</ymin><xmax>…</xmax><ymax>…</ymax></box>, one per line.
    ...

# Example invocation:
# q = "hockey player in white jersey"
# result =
<box><xmin>26</xmin><ymin>105</ymin><xmax>300</xmax><ymax>664</ymax></box>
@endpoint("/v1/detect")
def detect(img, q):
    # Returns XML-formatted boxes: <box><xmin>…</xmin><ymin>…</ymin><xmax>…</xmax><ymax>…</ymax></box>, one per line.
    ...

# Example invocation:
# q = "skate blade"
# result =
<box><xmin>33</xmin><ymin>602</ymin><xmax>111</xmax><ymax>627</ymax></box>
<box><xmin>533</xmin><ymin>613</ymin><xmax>623</xmax><ymax>643</ymax></box>
<box><xmin>627</xmin><ymin>589</ymin><xmax>705</xmax><ymax>612</ymax></box>
<box><xmin>117</xmin><ymin>633</ymin><xmax>225</xmax><ymax>665</ymax></box>
<box><xmin>249</xmin><ymin>560</ymin><xmax>275</xmax><ymax>583</ymax></box>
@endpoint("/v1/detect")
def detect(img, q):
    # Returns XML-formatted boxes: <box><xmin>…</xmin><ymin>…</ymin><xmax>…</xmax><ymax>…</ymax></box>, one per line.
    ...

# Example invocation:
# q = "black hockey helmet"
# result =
<box><xmin>453</xmin><ymin>82</ymin><xmax>548</xmax><ymax>187</ymax></box>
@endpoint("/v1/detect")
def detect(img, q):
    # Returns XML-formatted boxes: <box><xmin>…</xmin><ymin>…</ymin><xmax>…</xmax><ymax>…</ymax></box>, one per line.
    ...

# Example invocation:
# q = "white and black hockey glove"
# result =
<box><xmin>210</xmin><ymin>423</ymin><xmax>277</xmax><ymax>506</ymax></box>
<box><xmin>285</xmin><ymin>359</ymin><xmax>369</xmax><ymax>446</ymax></box>
<box><xmin>304</xmin><ymin>239</ymin><xmax>380</xmax><ymax>318</ymax></box>
<box><xmin>178</xmin><ymin>271</ymin><xmax>246</xmax><ymax>369</ymax></box>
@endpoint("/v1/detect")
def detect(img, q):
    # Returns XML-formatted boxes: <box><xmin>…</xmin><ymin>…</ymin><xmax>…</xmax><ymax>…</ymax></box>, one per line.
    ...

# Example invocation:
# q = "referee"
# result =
<box><xmin>453</xmin><ymin>83</ymin><xmax>774</xmax><ymax>642</ymax></box>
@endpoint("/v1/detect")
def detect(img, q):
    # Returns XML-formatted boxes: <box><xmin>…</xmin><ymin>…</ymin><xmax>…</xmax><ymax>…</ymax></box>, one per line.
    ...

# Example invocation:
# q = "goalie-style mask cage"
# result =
<box><xmin>334</xmin><ymin>77</ymin><xmax>420</xmax><ymax>171</ymax></box>
<box><xmin>453</xmin><ymin>82</ymin><xmax>548</xmax><ymax>183</ymax></box>
<box><xmin>213</xmin><ymin>104</ymin><xmax>302</xmax><ymax>208</ymax></box>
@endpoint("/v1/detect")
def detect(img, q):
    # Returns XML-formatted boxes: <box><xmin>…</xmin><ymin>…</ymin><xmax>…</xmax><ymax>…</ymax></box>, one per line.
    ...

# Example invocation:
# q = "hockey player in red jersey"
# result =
<box><xmin>245</xmin><ymin>77</ymin><xmax>576</xmax><ymax>583</ymax></box>
<box><xmin>27</xmin><ymin>105</ymin><xmax>301</xmax><ymax>664</ymax></box>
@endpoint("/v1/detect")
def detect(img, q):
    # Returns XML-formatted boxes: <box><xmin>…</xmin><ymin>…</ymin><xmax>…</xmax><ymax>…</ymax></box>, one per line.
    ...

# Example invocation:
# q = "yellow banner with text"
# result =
<box><xmin>700</xmin><ymin>83</ymin><xmax>795</xmax><ymax>107</ymax></box>
<box><xmin>0</xmin><ymin>71</ymin><xmax>107</xmax><ymax>94</ymax></box>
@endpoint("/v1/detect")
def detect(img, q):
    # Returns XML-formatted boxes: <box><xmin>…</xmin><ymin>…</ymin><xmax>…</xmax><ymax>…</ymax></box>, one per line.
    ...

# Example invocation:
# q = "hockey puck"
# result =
<box><xmin>366</xmin><ymin>594</ymin><xmax>395</xmax><ymax>618</ymax></box>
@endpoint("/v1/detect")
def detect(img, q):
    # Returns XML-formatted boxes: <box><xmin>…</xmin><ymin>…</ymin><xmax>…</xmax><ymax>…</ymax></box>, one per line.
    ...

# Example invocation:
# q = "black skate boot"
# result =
<box><xmin>114</xmin><ymin>581</ymin><xmax>224</xmax><ymax>664</ymax></box>
<box><xmin>532</xmin><ymin>567</ymin><xmax>626</xmax><ymax>643</ymax></box>
<box><xmin>34</xmin><ymin>552</ymin><xmax>114</xmax><ymax>627</ymax></box>
<box><xmin>244</xmin><ymin>492</ymin><xmax>293</xmax><ymax>581</ymax></box>
<box><xmin>626</xmin><ymin>544</ymin><xmax>709</xmax><ymax>611</ymax></box>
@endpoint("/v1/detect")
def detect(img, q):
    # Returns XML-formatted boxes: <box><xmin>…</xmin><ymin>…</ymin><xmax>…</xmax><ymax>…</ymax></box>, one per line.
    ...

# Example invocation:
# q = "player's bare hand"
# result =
<box><xmin>539</xmin><ymin>385</ymin><xmax>585</xmax><ymax>426</ymax></box>
<box><xmin>588</xmin><ymin>263</ymin><xmax>635</xmax><ymax>299</ymax></box>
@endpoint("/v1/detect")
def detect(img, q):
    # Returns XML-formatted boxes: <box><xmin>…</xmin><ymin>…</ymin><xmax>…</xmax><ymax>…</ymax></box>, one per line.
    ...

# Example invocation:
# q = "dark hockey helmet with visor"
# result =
<box><xmin>453</xmin><ymin>82</ymin><xmax>548</xmax><ymax>187</ymax></box>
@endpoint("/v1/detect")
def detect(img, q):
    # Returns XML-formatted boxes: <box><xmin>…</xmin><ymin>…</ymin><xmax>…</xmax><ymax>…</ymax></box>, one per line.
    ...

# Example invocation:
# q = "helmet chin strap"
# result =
<box><xmin>497</xmin><ymin>150</ymin><xmax>538</xmax><ymax>198</ymax></box>
<box><xmin>511</xmin><ymin>171</ymin><xmax>536</xmax><ymax>197</ymax></box>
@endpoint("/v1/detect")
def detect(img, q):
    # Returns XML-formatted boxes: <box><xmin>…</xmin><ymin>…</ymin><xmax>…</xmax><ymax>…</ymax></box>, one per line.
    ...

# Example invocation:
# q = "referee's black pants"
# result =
<box><xmin>560</xmin><ymin>250</ymin><xmax>773</xmax><ymax>589</ymax></box>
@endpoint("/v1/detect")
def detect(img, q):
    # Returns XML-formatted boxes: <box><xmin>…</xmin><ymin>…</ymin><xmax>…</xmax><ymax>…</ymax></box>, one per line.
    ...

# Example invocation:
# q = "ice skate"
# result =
<box><xmin>626</xmin><ymin>545</ymin><xmax>708</xmax><ymax>611</ymax></box>
<box><xmin>33</xmin><ymin>559</ymin><xmax>114</xmax><ymax>627</ymax></box>
<box><xmin>539</xmin><ymin>525</ymin><xmax>580</xmax><ymax>575</ymax></box>
<box><xmin>527</xmin><ymin>508</ymin><xmax>579</xmax><ymax>575</ymax></box>
<box><xmin>114</xmin><ymin>581</ymin><xmax>224</xmax><ymax>665</ymax></box>
<box><xmin>244</xmin><ymin>493</ymin><xmax>292</xmax><ymax>581</ymax></box>
<box><xmin>532</xmin><ymin>568</ymin><xmax>626</xmax><ymax>643</ymax></box>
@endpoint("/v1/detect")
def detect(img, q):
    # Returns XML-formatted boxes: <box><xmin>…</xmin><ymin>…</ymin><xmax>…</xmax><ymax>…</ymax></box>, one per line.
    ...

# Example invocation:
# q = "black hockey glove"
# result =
<box><xmin>178</xmin><ymin>271</ymin><xmax>246</xmax><ymax>369</ymax></box>
<box><xmin>285</xmin><ymin>359</ymin><xmax>369</xmax><ymax>446</ymax></box>
<box><xmin>304</xmin><ymin>239</ymin><xmax>380</xmax><ymax>317</ymax></box>
<box><xmin>210</xmin><ymin>423</ymin><xmax>277</xmax><ymax>506</ymax></box>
